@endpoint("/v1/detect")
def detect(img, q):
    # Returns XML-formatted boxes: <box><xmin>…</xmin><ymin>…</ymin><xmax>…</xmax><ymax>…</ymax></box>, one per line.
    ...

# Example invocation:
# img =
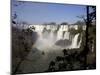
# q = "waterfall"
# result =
<box><xmin>57</xmin><ymin>31</ymin><xmax>63</xmax><ymax>40</ymax></box>
<box><xmin>29</xmin><ymin>25</ymin><xmax>83</xmax><ymax>51</ymax></box>
<box><xmin>71</xmin><ymin>33</ymin><xmax>80</xmax><ymax>48</ymax></box>
<box><xmin>63</xmin><ymin>32</ymin><xmax>70</xmax><ymax>40</ymax></box>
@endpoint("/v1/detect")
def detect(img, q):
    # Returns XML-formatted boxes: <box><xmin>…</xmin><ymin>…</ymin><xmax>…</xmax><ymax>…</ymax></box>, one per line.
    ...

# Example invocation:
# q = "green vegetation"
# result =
<box><xmin>12</xmin><ymin>26</ymin><xmax>37</xmax><ymax>74</ymax></box>
<box><xmin>60</xmin><ymin>22</ymin><xmax>68</xmax><ymax>25</ymax></box>
<box><xmin>74</xmin><ymin>20</ymin><xmax>85</xmax><ymax>25</ymax></box>
<box><xmin>45</xmin><ymin>48</ymin><xmax>95</xmax><ymax>72</ymax></box>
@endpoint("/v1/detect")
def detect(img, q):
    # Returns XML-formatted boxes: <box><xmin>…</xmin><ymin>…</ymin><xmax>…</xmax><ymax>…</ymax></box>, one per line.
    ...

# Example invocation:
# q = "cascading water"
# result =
<box><xmin>71</xmin><ymin>33</ymin><xmax>80</xmax><ymax>48</ymax></box>
<box><xmin>29</xmin><ymin>25</ymin><xmax>83</xmax><ymax>51</ymax></box>
<box><xmin>19</xmin><ymin>25</ymin><xmax>85</xmax><ymax>73</ymax></box>
<box><xmin>63</xmin><ymin>31</ymin><xmax>70</xmax><ymax>40</ymax></box>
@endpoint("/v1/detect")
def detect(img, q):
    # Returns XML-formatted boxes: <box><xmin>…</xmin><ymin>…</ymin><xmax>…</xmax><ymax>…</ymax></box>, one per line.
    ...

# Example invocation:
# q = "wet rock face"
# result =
<box><xmin>55</xmin><ymin>39</ymin><xmax>71</xmax><ymax>47</ymax></box>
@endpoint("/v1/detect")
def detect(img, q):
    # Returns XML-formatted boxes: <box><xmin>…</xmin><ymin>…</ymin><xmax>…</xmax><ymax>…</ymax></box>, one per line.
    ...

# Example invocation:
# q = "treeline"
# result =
<box><xmin>12</xmin><ymin>26</ymin><xmax>38</xmax><ymax>74</ymax></box>
<box><xmin>43</xmin><ymin>20</ymin><xmax>85</xmax><ymax>25</ymax></box>
<box><xmin>45</xmin><ymin>48</ymin><xmax>95</xmax><ymax>72</ymax></box>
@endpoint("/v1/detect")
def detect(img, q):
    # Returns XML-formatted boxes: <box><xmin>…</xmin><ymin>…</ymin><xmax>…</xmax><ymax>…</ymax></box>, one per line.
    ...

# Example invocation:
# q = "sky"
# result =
<box><xmin>12</xmin><ymin>0</ymin><xmax>87</xmax><ymax>24</ymax></box>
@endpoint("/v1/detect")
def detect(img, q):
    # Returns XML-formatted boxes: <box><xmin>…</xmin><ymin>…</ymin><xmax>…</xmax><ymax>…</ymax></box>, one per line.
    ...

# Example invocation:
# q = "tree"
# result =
<box><xmin>12</xmin><ymin>1</ymin><xmax>33</xmax><ymax>74</ymax></box>
<box><xmin>60</xmin><ymin>22</ymin><xmax>68</xmax><ymax>25</ymax></box>
<box><xmin>49</xmin><ymin>22</ymin><xmax>56</xmax><ymax>25</ymax></box>
<box><xmin>62</xmin><ymin>49</ymin><xmax>68</xmax><ymax>56</ymax></box>
<box><xmin>74</xmin><ymin>20</ymin><xmax>85</xmax><ymax>25</ymax></box>
<box><xmin>78</xmin><ymin>6</ymin><xmax>96</xmax><ymax>68</ymax></box>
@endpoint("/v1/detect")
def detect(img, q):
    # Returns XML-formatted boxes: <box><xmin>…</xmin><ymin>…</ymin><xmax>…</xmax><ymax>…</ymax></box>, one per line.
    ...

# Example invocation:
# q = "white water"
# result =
<box><xmin>29</xmin><ymin>25</ymin><xmax>84</xmax><ymax>51</ymax></box>
<box><xmin>71</xmin><ymin>33</ymin><xmax>79</xmax><ymax>48</ymax></box>
<box><xmin>18</xmin><ymin>25</ymin><xmax>85</xmax><ymax>73</ymax></box>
